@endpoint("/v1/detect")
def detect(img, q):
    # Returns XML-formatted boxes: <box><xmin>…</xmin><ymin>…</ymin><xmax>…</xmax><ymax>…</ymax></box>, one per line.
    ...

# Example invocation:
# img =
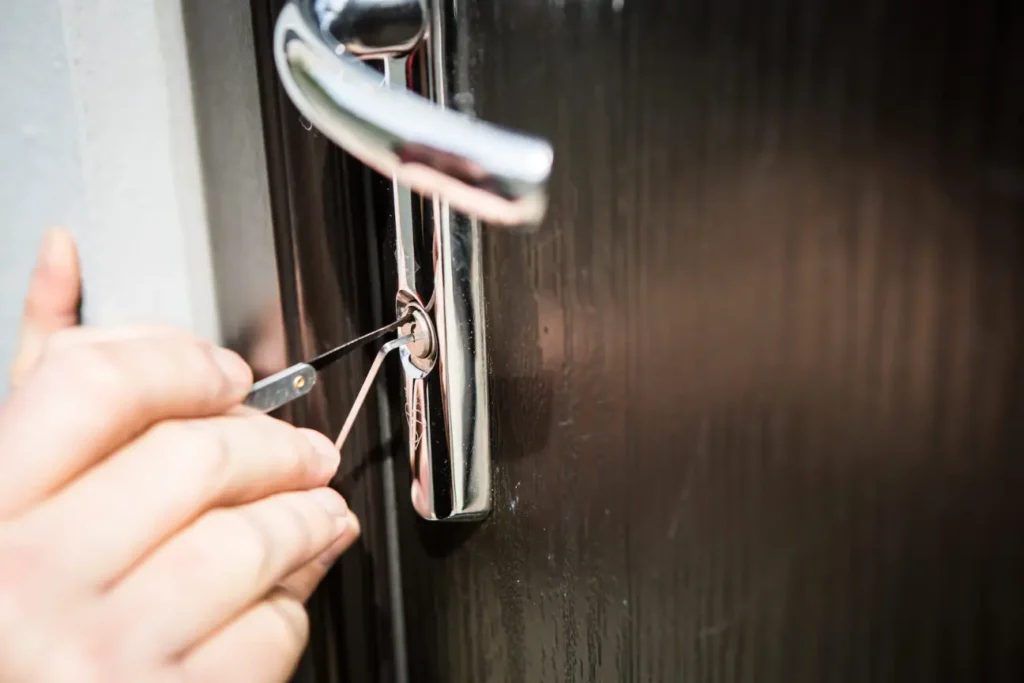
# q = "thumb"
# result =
<box><xmin>10</xmin><ymin>228</ymin><xmax>82</xmax><ymax>387</ymax></box>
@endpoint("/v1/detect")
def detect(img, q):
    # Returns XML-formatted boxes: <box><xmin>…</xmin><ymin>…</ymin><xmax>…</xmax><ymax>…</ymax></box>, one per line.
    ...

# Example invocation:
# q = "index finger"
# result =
<box><xmin>0</xmin><ymin>335</ymin><xmax>253</xmax><ymax>519</ymax></box>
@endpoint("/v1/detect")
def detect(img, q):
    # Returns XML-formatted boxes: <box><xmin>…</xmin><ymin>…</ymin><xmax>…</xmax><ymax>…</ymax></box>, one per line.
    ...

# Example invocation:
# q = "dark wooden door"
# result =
<box><xmin>251</xmin><ymin>0</ymin><xmax>1024</xmax><ymax>681</ymax></box>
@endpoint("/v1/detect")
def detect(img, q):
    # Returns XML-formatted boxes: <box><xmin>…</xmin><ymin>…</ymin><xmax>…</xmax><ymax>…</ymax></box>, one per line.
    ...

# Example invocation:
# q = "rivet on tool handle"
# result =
<box><xmin>243</xmin><ymin>363</ymin><xmax>316</xmax><ymax>413</ymax></box>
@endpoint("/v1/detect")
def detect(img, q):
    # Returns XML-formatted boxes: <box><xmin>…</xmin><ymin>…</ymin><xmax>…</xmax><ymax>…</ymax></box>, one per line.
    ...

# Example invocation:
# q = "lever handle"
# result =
<box><xmin>311</xmin><ymin>0</ymin><xmax>428</xmax><ymax>58</ymax></box>
<box><xmin>273</xmin><ymin>2</ymin><xmax>554</xmax><ymax>227</ymax></box>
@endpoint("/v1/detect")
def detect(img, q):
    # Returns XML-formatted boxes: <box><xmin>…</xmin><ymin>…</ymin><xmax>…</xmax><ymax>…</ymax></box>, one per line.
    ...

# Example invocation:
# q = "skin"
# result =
<box><xmin>0</xmin><ymin>229</ymin><xmax>359</xmax><ymax>683</ymax></box>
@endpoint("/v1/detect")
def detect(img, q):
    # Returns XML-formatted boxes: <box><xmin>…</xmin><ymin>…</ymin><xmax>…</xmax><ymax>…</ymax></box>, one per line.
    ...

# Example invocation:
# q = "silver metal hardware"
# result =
<box><xmin>242</xmin><ymin>315</ymin><xmax>410</xmax><ymax>413</ymax></box>
<box><xmin>396</xmin><ymin>297</ymin><xmax>437</xmax><ymax>377</ymax></box>
<box><xmin>312</xmin><ymin>0</ymin><xmax>428</xmax><ymax>58</ymax></box>
<box><xmin>335</xmin><ymin>332</ymin><xmax>418</xmax><ymax>451</ymax></box>
<box><xmin>243</xmin><ymin>363</ymin><xmax>316</xmax><ymax>413</ymax></box>
<box><xmin>273</xmin><ymin>1</ymin><xmax>553</xmax><ymax>227</ymax></box>
<box><xmin>389</xmin><ymin>1</ymin><xmax>494</xmax><ymax>521</ymax></box>
<box><xmin>246</xmin><ymin>317</ymin><xmax>435</xmax><ymax>456</ymax></box>
<box><xmin>271</xmin><ymin>0</ymin><xmax>554</xmax><ymax>520</ymax></box>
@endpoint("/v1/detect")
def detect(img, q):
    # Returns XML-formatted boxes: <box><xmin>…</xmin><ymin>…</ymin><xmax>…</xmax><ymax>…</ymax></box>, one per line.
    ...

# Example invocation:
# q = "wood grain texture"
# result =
<box><xmin>395</xmin><ymin>0</ymin><xmax>1024</xmax><ymax>681</ymax></box>
<box><xmin>249</xmin><ymin>3</ymin><xmax>403</xmax><ymax>681</ymax></box>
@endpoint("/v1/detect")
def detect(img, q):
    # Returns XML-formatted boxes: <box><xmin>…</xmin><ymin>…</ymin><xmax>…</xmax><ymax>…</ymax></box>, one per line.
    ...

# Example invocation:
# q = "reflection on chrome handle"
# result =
<box><xmin>273</xmin><ymin>2</ymin><xmax>554</xmax><ymax>227</ymax></box>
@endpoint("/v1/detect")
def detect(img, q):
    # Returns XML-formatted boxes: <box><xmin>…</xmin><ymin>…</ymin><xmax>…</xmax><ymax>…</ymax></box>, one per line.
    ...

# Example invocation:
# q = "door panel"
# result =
<box><xmin>251</xmin><ymin>0</ymin><xmax>1024</xmax><ymax>681</ymax></box>
<box><xmin>395</xmin><ymin>1</ymin><xmax>1024</xmax><ymax>681</ymax></box>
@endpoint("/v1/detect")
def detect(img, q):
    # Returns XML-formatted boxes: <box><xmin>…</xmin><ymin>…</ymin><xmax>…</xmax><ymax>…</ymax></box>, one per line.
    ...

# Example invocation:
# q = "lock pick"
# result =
<box><xmin>242</xmin><ymin>313</ymin><xmax>413</xmax><ymax>414</ymax></box>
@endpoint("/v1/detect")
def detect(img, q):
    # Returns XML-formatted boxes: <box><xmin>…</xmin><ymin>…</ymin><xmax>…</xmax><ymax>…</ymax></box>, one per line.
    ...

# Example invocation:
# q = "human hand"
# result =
<box><xmin>0</xmin><ymin>230</ymin><xmax>358</xmax><ymax>682</ymax></box>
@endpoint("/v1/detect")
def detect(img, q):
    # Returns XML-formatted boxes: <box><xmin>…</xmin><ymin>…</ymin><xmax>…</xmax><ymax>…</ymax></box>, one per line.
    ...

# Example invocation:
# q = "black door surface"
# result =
<box><xmin>248</xmin><ymin>0</ymin><xmax>1024</xmax><ymax>681</ymax></box>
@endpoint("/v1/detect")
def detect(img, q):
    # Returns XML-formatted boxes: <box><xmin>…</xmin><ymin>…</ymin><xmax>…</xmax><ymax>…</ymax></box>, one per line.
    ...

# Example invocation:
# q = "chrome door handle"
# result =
<box><xmin>273</xmin><ymin>1</ymin><xmax>554</xmax><ymax>227</ymax></box>
<box><xmin>272</xmin><ymin>0</ymin><xmax>554</xmax><ymax>522</ymax></box>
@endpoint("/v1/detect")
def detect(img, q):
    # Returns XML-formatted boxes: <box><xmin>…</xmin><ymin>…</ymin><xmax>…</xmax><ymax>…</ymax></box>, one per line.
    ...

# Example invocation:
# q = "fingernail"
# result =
<box><xmin>310</xmin><ymin>488</ymin><xmax>349</xmax><ymax>523</ymax></box>
<box><xmin>316</xmin><ymin>538</ymin><xmax>347</xmax><ymax>569</ymax></box>
<box><xmin>316</xmin><ymin>517</ymin><xmax>360</xmax><ymax>569</ymax></box>
<box><xmin>301</xmin><ymin>429</ymin><xmax>341</xmax><ymax>480</ymax></box>
<box><xmin>210</xmin><ymin>347</ymin><xmax>252</xmax><ymax>390</ymax></box>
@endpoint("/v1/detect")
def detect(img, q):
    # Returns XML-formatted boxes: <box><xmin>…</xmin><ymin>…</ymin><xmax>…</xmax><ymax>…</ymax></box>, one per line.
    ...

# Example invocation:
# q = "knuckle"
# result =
<box><xmin>280</xmin><ymin>498</ymin><xmax>317</xmax><ymax>550</ymax></box>
<box><xmin>282</xmin><ymin>494</ymin><xmax>341</xmax><ymax>561</ymax></box>
<box><xmin>49</xmin><ymin>345</ymin><xmax>126</xmax><ymax>403</ymax></box>
<box><xmin>191</xmin><ymin>508</ymin><xmax>272</xmax><ymax>578</ymax></box>
<box><xmin>295</xmin><ymin>427</ymin><xmax>333</xmax><ymax>463</ymax></box>
<box><xmin>265</xmin><ymin>590</ymin><xmax>310</xmax><ymax>650</ymax></box>
<box><xmin>0</xmin><ymin>543</ymin><xmax>42</xmax><ymax>627</ymax></box>
<box><xmin>47</xmin><ymin>637</ymin><xmax>120</xmax><ymax>683</ymax></box>
<box><xmin>184</xmin><ymin>342</ymin><xmax>238</xmax><ymax>399</ymax></box>
<box><xmin>46</xmin><ymin>337</ymin><xmax>228</xmax><ymax>410</ymax></box>
<box><xmin>159</xmin><ymin>341</ymin><xmax>229</xmax><ymax>403</ymax></box>
<box><xmin>279</xmin><ymin>424</ymin><xmax>320</xmax><ymax>482</ymax></box>
<box><xmin>296</xmin><ymin>427</ymin><xmax>332</xmax><ymax>454</ymax></box>
<box><xmin>231</xmin><ymin>507</ymin><xmax>277</xmax><ymax>574</ymax></box>
<box><xmin>42</xmin><ymin>327</ymin><xmax>94</xmax><ymax>356</ymax></box>
<box><xmin>241</xmin><ymin>417</ymin><xmax>322</xmax><ymax>486</ymax></box>
<box><xmin>221</xmin><ymin>498</ymin><xmax>325</xmax><ymax>582</ymax></box>
<box><xmin>155</xmin><ymin>520</ymin><xmax>257</xmax><ymax>601</ymax></box>
<box><xmin>39</xmin><ymin>329</ymin><xmax>71</xmax><ymax>356</ymax></box>
<box><xmin>178</xmin><ymin>339</ymin><xmax>220</xmax><ymax>377</ymax></box>
<box><xmin>159</xmin><ymin>420</ymin><xmax>235</xmax><ymax>499</ymax></box>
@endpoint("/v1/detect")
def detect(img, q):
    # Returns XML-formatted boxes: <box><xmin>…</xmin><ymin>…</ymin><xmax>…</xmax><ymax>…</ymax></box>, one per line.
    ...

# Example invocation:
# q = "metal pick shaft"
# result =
<box><xmin>335</xmin><ymin>333</ymin><xmax>415</xmax><ymax>452</ymax></box>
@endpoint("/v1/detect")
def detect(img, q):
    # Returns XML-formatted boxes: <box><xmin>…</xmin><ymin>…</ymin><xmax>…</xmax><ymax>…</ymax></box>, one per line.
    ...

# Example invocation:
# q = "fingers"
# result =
<box><xmin>276</xmin><ymin>522</ymin><xmax>359</xmax><ymax>601</ymax></box>
<box><xmin>11</xmin><ymin>228</ymin><xmax>81</xmax><ymax>387</ymax></box>
<box><xmin>43</xmin><ymin>324</ymin><xmax>195</xmax><ymax>354</ymax></box>
<box><xmin>0</xmin><ymin>336</ymin><xmax>253</xmax><ymax>518</ymax></box>
<box><xmin>174</xmin><ymin>530</ymin><xmax>358</xmax><ymax>683</ymax></box>
<box><xmin>12</xmin><ymin>325</ymin><xmax>198</xmax><ymax>384</ymax></box>
<box><xmin>18</xmin><ymin>415</ymin><xmax>340</xmax><ymax>588</ymax></box>
<box><xmin>108</xmin><ymin>487</ymin><xmax>358</xmax><ymax>658</ymax></box>
<box><xmin>177</xmin><ymin>589</ymin><xmax>309</xmax><ymax>683</ymax></box>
